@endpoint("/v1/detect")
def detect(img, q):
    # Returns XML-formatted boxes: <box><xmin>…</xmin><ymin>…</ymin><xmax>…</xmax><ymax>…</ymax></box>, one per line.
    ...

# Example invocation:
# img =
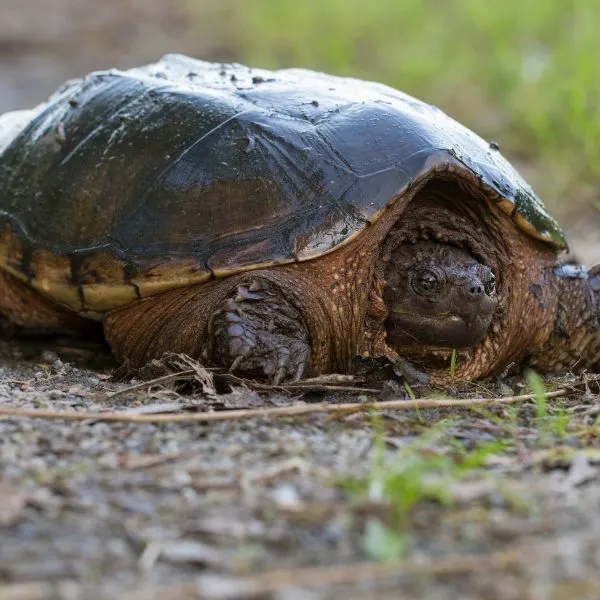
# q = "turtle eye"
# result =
<box><xmin>411</xmin><ymin>268</ymin><xmax>440</xmax><ymax>295</ymax></box>
<box><xmin>484</xmin><ymin>272</ymin><xmax>496</xmax><ymax>295</ymax></box>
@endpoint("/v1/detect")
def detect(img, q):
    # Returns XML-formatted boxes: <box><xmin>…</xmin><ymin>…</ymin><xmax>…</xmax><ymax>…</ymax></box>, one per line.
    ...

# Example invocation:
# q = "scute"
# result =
<box><xmin>0</xmin><ymin>54</ymin><xmax>565</xmax><ymax>313</ymax></box>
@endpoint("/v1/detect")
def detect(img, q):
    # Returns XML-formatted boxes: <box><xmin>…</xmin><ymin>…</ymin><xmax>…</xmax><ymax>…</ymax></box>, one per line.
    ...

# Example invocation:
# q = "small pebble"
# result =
<box><xmin>272</xmin><ymin>484</ymin><xmax>302</xmax><ymax>509</ymax></box>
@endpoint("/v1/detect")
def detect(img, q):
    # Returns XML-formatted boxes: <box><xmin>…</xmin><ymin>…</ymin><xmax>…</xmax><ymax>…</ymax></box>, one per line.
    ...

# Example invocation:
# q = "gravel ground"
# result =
<box><xmin>2</xmin><ymin>337</ymin><xmax>600</xmax><ymax>599</ymax></box>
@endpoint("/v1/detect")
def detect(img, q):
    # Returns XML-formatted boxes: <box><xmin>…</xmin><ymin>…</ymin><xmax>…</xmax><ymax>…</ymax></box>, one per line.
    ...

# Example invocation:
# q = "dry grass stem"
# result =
<box><xmin>0</xmin><ymin>388</ymin><xmax>569</xmax><ymax>424</ymax></box>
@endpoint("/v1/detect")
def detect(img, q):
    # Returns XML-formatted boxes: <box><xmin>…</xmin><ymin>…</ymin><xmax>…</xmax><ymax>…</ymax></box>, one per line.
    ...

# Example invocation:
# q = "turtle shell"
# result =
<box><xmin>0</xmin><ymin>54</ymin><xmax>565</xmax><ymax>317</ymax></box>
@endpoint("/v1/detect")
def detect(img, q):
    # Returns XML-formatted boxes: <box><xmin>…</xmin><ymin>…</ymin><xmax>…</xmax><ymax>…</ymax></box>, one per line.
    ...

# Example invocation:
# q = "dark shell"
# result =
<box><xmin>0</xmin><ymin>54</ymin><xmax>565</xmax><ymax>311</ymax></box>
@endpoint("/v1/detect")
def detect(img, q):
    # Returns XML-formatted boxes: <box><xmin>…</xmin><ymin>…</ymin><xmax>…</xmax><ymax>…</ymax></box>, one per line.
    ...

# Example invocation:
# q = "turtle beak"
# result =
<box><xmin>445</xmin><ymin>266</ymin><xmax>497</xmax><ymax>346</ymax></box>
<box><xmin>385</xmin><ymin>266</ymin><xmax>498</xmax><ymax>349</ymax></box>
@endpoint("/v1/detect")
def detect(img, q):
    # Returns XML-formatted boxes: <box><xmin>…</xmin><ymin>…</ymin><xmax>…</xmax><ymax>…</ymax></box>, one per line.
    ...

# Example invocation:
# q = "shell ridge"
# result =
<box><xmin>139</xmin><ymin>107</ymin><xmax>255</xmax><ymax>196</ymax></box>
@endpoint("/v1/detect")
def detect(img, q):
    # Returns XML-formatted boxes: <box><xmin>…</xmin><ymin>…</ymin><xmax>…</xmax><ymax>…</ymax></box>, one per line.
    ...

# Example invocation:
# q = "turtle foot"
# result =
<box><xmin>209</xmin><ymin>279</ymin><xmax>311</xmax><ymax>384</ymax></box>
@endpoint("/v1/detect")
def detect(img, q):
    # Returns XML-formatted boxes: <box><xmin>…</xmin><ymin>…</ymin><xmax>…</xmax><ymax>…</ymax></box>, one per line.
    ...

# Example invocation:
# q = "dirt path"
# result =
<box><xmin>0</xmin><ymin>0</ymin><xmax>232</xmax><ymax>113</ymax></box>
<box><xmin>1</xmin><ymin>338</ymin><xmax>600</xmax><ymax>599</ymax></box>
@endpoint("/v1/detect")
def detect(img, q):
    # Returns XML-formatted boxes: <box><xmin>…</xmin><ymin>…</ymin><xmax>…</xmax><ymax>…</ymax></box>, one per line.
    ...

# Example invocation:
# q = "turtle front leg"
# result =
<box><xmin>207</xmin><ymin>278</ymin><xmax>311</xmax><ymax>384</ymax></box>
<box><xmin>529</xmin><ymin>264</ymin><xmax>600</xmax><ymax>373</ymax></box>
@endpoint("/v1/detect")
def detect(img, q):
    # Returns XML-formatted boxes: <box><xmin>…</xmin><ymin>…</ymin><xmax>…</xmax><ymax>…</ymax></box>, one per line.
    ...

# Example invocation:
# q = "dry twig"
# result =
<box><xmin>0</xmin><ymin>388</ymin><xmax>569</xmax><ymax>424</ymax></box>
<box><xmin>106</xmin><ymin>370</ymin><xmax>197</xmax><ymax>398</ymax></box>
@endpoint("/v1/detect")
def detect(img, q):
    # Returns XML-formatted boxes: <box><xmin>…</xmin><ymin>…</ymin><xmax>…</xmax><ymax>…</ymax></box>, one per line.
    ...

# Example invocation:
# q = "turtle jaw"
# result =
<box><xmin>385</xmin><ymin>301</ymin><xmax>496</xmax><ymax>350</ymax></box>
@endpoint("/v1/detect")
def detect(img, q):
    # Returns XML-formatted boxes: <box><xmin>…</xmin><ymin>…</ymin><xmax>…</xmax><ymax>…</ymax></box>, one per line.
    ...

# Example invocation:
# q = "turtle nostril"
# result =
<box><xmin>469</xmin><ymin>285</ymin><xmax>484</xmax><ymax>296</ymax></box>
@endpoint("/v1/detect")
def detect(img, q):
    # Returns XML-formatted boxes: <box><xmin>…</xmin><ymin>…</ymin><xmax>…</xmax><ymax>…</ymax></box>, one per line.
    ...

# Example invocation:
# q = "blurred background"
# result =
<box><xmin>1</xmin><ymin>0</ymin><xmax>599</xmax><ymax>257</ymax></box>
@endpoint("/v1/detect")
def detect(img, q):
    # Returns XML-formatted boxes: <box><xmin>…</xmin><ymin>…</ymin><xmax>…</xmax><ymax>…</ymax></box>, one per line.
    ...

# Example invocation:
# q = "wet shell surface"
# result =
<box><xmin>0</xmin><ymin>54</ymin><xmax>565</xmax><ymax>316</ymax></box>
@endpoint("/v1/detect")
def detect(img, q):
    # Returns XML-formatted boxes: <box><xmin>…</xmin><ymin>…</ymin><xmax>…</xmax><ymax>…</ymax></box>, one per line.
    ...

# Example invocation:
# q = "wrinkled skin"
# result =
<box><xmin>383</xmin><ymin>241</ymin><xmax>497</xmax><ymax>350</ymax></box>
<box><xmin>201</xmin><ymin>241</ymin><xmax>498</xmax><ymax>384</ymax></box>
<box><xmin>204</xmin><ymin>241</ymin><xmax>498</xmax><ymax>384</ymax></box>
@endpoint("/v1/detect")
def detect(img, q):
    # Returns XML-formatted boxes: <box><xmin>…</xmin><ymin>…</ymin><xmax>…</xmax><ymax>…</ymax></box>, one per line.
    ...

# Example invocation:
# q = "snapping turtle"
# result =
<box><xmin>0</xmin><ymin>54</ymin><xmax>598</xmax><ymax>384</ymax></box>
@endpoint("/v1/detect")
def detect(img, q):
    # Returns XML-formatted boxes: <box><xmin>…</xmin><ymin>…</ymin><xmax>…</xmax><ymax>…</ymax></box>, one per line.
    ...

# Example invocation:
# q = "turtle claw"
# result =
<box><xmin>271</xmin><ymin>347</ymin><xmax>305</xmax><ymax>385</ymax></box>
<box><xmin>228</xmin><ymin>354</ymin><xmax>245</xmax><ymax>374</ymax></box>
<box><xmin>210</xmin><ymin>278</ymin><xmax>311</xmax><ymax>384</ymax></box>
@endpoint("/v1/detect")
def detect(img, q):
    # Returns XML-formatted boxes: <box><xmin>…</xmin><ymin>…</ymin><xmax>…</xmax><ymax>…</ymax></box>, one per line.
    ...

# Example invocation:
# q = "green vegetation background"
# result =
<box><xmin>193</xmin><ymin>0</ymin><xmax>598</xmax><ymax>217</ymax></box>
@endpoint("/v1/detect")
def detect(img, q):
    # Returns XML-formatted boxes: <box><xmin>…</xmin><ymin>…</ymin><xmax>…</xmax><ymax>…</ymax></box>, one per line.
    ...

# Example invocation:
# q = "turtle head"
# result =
<box><xmin>383</xmin><ymin>241</ymin><xmax>497</xmax><ymax>350</ymax></box>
